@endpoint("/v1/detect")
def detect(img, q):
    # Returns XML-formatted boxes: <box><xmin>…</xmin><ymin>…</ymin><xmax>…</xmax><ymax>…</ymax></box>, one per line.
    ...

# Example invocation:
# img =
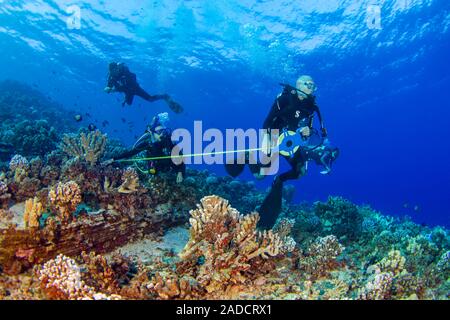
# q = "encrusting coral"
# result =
<box><xmin>61</xmin><ymin>130</ymin><xmax>107</xmax><ymax>166</ymax></box>
<box><xmin>48</xmin><ymin>181</ymin><xmax>82</xmax><ymax>222</ymax></box>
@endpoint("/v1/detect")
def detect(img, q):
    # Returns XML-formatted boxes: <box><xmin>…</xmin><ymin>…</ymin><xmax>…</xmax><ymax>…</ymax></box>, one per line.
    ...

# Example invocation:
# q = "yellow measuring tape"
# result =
<box><xmin>115</xmin><ymin>147</ymin><xmax>265</xmax><ymax>163</ymax></box>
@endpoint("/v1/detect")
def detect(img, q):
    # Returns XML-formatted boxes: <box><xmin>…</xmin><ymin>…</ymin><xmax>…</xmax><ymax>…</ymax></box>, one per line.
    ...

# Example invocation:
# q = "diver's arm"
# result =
<box><xmin>113</xmin><ymin>142</ymin><xmax>148</xmax><ymax>161</ymax></box>
<box><xmin>314</xmin><ymin>104</ymin><xmax>327</xmax><ymax>137</ymax></box>
<box><xmin>263</xmin><ymin>98</ymin><xmax>284</xmax><ymax>130</ymax></box>
<box><xmin>168</xmin><ymin>140</ymin><xmax>186</xmax><ymax>176</ymax></box>
<box><xmin>105</xmin><ymin>73</ymin><xmax>118</xmax><ymax>92</ymax></box>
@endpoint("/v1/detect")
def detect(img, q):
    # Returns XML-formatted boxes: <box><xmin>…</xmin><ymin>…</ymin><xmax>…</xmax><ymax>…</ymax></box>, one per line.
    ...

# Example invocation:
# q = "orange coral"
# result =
<box><xmin>48</xmin><ymin>181</ymin><xmax>81</xmax><ymax>222</ymax></box>
<box><xmin>177</xmin><ymin>195</ymin><xmax>287</xmax><ymax>295</ymax></box>
<box><xmin>23</xmin><ymin>197</ymin><xmax>43</xmax><ymax>229</ymax></box>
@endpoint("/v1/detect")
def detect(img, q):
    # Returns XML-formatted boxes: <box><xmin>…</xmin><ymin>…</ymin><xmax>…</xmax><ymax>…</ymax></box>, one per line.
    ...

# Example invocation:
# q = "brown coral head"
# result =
<box><xmin>48</xmin><ymin>181</ymin><xmax>82</xmax><ymax>220</ymax></box>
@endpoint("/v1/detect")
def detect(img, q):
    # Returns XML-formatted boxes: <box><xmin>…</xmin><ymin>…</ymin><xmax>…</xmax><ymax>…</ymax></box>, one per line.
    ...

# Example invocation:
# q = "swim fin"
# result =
<box><xmin>166</xmin><ymin>98</ymin><xmax>184</xmax><ymax>113</ymax></box>
<box><xmin>258</xmin><ymin>178</ymin><xmax>283</xmax><ymax>229</ymax></box>
<box><xmin>224</xmin><ymin>162</ymin><xmax>246</xmax><ymax>178</ymax></box>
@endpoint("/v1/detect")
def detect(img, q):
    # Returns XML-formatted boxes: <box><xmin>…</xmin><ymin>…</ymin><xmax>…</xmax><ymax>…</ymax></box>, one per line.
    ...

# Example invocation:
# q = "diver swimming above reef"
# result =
<box><xmin>225</xmin><ymin>75</ymin><xmax>340</xmax><ymax>228</ymax></box>
<box><xmin>104</xmin><ymin>62</ymin><xmax>183</xmax><ymax>113</ymax></box>
<box><xmin>104</xmin><ymin>112</ymin><xmax>185</xmax><ymax>184</ymax></box>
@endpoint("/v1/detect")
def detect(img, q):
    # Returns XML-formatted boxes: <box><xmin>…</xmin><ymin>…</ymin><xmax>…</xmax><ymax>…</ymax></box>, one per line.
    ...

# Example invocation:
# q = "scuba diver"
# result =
<box><xmin>105</xmin><ymin>112</ymin><xmax>185</xmax><ymax>184</ymax></box>
<box><xmin>104</xmin><ymin>62</ymin><xmax>183</xmax><ymax>113</ymax></box>
<box><xmin>225</xmin><ymin>75</ymin><xmax>339</xmax><ymax>228</ymax></box>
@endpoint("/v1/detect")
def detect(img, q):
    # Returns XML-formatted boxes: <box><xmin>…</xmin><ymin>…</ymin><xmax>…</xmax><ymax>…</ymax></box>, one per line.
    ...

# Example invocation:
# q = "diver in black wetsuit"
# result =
<box><xmin>105</xmin><ymin>113</ymin><xmax>185</xmax><ymax>183</ymax></box>
<box><xmin>104</xmin><ymin>62</ymin><xmax>183</xmax><ymax>113</ymax></box>
<box><xmin>225</xmin><ymin>75</ymin><xmax>339</xmax><ymax>228</ymax></box>
<box><xmin>258</xmin><ymin>75</ymin><xmax>339</xmax><ymax>228</ymax></box>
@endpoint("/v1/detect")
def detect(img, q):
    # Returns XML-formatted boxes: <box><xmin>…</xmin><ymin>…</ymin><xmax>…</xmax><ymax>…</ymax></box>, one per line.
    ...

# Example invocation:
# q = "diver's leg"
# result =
<box><xmin>224</xmin><ymin>152</ymin><xmax>248</xmax><ymax>178</ymax></box>
<box><xmin>307</xmin><ymin>145</ymin><xmax>340</xmax><ymax>174</ymax></box>
<box><xmin>135</xmin><ymin>86</ymin><xmax>167</xmax><ymax>102</ymax></box>
<box><xmin>258</xmin><ymin>155</ymin><xmax>305</xmax><ymax>228</ymax></box>
<box><xmin>123</xmin><ymin>93</ymin><xmax>134</xmax><ymax>106</ymax></box>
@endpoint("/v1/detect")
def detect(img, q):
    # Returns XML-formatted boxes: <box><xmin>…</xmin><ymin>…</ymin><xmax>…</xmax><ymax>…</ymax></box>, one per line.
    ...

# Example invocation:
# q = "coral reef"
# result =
<box><xmin>299</xmin><ymin>235</ymin><xmax>344</xmax><ymax>280</ymax></box>
<box><xmin>118</xmin><ymin>167</ymin><xmax>139</xmax><ymax>194</ymax></box>
<box><xmin>37</xmin><ymin>254</ymin><xmax>121</xmax><ymax>300</ymax></box>
<box><xmin>61</xmin><ymin>130</ymin><xmax>107</xmax><ymax>166</ymax></box>
<box><xmin>176</xmin><ymin>196</ymin><xmax>288</xmax><ymax>296</ymax></box>
<box><xmin>48</xmin><ymin>181</ymin><xmax>82</xmax><ymax>222</ymax></box>
<box><xmin>0</xmin><ymin>81</ymin><xmax>448</xmax><ymax>300</ymax></box>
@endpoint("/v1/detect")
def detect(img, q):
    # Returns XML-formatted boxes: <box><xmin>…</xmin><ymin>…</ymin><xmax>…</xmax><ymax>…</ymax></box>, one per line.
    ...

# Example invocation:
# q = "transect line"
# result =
<box><xmin>115</xmin><ymin>147</ymin><xmax>265</xmax><ymax>163</ymax></box>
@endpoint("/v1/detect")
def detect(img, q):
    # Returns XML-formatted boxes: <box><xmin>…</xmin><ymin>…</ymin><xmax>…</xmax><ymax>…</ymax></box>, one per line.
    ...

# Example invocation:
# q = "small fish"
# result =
<box><xmin>74</xmin><ymin>114</ymin><xmax>82</xmax><ymax>122</ymax></box>
<box><xmin>414</xmin><ymin>205</ymin><xmax>420</xmax><ymax>212</ymax></box>
<box><xmin>87</xmin><ymin>123</ymin><xmax>97</xmax><ymax>131</ymax></box>
<box><xmin>102</xmin><ymin>120</ymin><xmax>109</xmax><ymax>127</ymax></box>
<box><xmin>121</xmin><ymin>118</ymin><xmax>126</xmax><ymax>123</ymax></box>
<box><xmin>403</xmin><ymin>203</ymin><xmax>409</xmax><ymax>209</ymax></box>
<box><xmin>85</xmin><ymin>113</ymin><xmax>91</xmax><ymax>117</ymax></box>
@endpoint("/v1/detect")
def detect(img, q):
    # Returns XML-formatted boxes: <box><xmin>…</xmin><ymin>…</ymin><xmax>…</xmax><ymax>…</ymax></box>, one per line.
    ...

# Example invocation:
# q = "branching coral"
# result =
<box><xmin>61</xmin><ymin>130</ymin><xmax>107</xmax><ymax>166</ymax></box>
<box><xmin>80</xmin><ymin>251</ymin><xmax>120</xmax><ymax>294</ymax></box>
<box><xmin>358</xmin><ymin>272</ymin><xmax>393</xmax><ymax>300</ymax></box>
<box><xmin>9</xmin><ymin>154</ymin><xmax>29</xmax><ymax>182</ymax></box>
<box><xmin>299</xmin><ymin>235</ymin><xmax>344</xmax><ymax>279</ymax></box>
<box><xmin>118</xmin><ymin>167</ymin><xmax>139</xmax><ymax>194</ymax></box>
<box><xmin>37</xmin><ymin>254</ymin><xmax>121</xmax><ymax>300</ymax></box>
<box><xmin>48</xmin><ymin>181</ymin><xmax>81</xmax><ymax>222</ymax></box>
<box><xmin>0</xmin><ymin>180</ymin><xmax>11</xmax><ymax>208</ymax></box>
<box><xmin>272</xmin><ymin>218</ymin><xmax>297</xmax><ymax>253</ymax></box>
<box><xmin>177</xmin><ymin>195</ymin><xmax>287</xmax><ymax>295</ymax></box>
<box><xmin>377</xmin><ymin>250</ymin><xmax>406</xmax><ymax>276</ymax></box>
<box><xmin>23</xmin><ymin>197</ymin><xmax>43</xmax><ymax>228</ymax></box>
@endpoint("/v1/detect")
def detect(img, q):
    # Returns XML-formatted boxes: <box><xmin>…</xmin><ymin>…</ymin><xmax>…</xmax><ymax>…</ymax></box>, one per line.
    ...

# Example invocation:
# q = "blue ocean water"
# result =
<box><xmin>0</xmin><ymin>0</ymin><xmax>449</xmax><ymax>227</ymax></box>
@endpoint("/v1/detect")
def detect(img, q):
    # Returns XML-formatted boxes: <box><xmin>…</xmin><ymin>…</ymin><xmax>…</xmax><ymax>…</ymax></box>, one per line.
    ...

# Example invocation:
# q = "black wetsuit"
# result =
<box><xmin>107</xmin><ymin>63</ymin><xmax>167</xmax><ymax>106</ymax></box>
<box><xmin>258</xmin><ymin>85</ymin><xmax>338</xmax><ymax>228</ymax></box>
<box><xmin>114</xmin><ymin>131</ymin><xmax>186</xmax><ymax>177</ymax></box>
<box><xmin>263</xmin><ymin>85</ymin><xmax>327</xmax><ymax>183</ymax></box>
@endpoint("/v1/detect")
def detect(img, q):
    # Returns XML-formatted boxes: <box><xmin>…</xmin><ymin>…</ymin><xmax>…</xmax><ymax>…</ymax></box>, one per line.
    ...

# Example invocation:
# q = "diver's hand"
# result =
<box><xmin>300</xmin><ymin>126</ymin><xmax>311</xmax><ymax>138</ymax></box>
<box><xmin>176</xmin><ymin>172</ymin><xmax>183</xmax><ymax>184</ymax></box>
<box><xmin>101</xmin><ymin>159</ymin><xmax>114</xmax><ymax>166</ymax></box>
<box><xmin>104</xmin><ymin>86</ymin><xmax>113</xmax><ymax>93</ymax></box>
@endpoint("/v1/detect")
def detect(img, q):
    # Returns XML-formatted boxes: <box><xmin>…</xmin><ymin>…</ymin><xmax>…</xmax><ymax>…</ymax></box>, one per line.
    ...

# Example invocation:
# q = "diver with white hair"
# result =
<box><xmin>106</xmin><ymin>112</ymin><xmax>185</xmax><ymax>183</ymax></box>
<box><xmin>225</xmin><ymin>75</ymin><xmax>339</xmax><ymax>228</ymax></box>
